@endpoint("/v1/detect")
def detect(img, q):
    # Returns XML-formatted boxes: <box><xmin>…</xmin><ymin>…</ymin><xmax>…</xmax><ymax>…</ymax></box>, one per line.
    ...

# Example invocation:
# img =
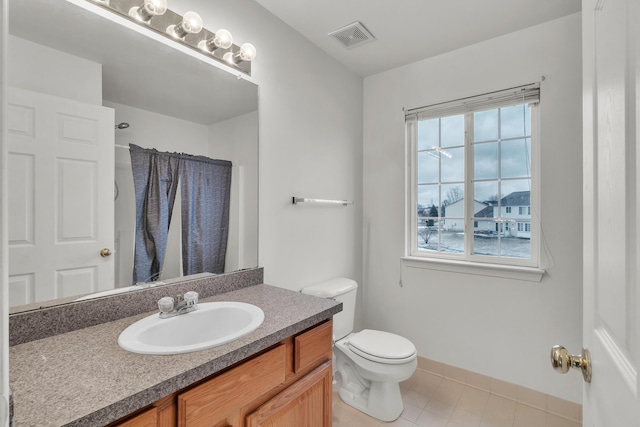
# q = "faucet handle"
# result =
<box><xmin>184</xmin><ymin>291</ymin><xmax>199</xmax><ymax>305</ymax></box>
<box><xmin>158</xmin><ymin>296</ymin><xmax>175</xmax><ymax>314</ymax></box>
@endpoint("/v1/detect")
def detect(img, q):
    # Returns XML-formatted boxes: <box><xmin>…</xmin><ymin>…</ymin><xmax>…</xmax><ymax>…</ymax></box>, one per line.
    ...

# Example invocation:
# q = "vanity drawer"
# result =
<box><xmin>294</xmin><ymin>320</ymin><xmax>332</xmax><ymax>373</ymax></box>
<box><xmin>177</xmin><ymin>344</ymin><xmax>286</xmax><ymax>427</ymax></box>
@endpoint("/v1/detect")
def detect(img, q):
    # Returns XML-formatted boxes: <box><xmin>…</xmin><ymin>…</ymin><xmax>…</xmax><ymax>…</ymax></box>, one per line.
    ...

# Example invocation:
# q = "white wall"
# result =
<box><xmin>7</xmin><ymin>35</ymin><xmax>102</xmax><ymax>105</ymax></box>
<box><xmin>208</xmin><ymin>111</ymin><xmax>259</xmax><ymax>272</ymax></box>
<box><xmin>176</xmin><ymin>1</ymin><xmax>364</xmax><ymax>298</ymax></box>
<box><xmin>106</xmin><ymin>101</ymin><xmax>210</xmax><ymax>155</ymax></box>
<box><xmin>363</xmin><ymin>14</ymin><xmax>583</xmax><ymax>403</ymax></box>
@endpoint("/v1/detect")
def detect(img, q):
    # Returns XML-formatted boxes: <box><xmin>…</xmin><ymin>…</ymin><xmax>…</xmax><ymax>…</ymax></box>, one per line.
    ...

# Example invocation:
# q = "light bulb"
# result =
<box><xmin>213</xmin><ymin>29</ymin><xmax>233</xmax><ymax>49</ymax></box>
<box><xmin>223</xmin><ymin>51</ymin><xmax>235</xmax><ymax>65</ymax></box>
<box><xmin>128</xmin><ymin>0</ymin><xmax>167</xmax><ymax>22</ymax></box>
<box><xmin>239</xmin><ymin>43</ymin><xmax>257</xmax><ymax>62</ymax></box>
<box><xmin>167</xmin><ymin>11</ymin><xmax>203</xmax><ymax>39</ymax></box>
<box><xmin>223</xmin><ymin>43</ymin><xmax>257</xmax><ymax>66</ymax></box>
<box><xmin>198</xmin><ymin>29</ymin><xmax>233</xmax><ymax>52</ymax></box>
<box><xmin>182</xmin><ymin>11</ymin><xmax>204</xmax><ymax>34</ymax></box>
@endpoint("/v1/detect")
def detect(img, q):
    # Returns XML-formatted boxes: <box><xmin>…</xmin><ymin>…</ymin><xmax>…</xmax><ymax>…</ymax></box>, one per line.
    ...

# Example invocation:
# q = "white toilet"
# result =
<box><xmin>302</xmin><ymin>278</ymin><xmax>417</xmax><ymax>422</ymax></box>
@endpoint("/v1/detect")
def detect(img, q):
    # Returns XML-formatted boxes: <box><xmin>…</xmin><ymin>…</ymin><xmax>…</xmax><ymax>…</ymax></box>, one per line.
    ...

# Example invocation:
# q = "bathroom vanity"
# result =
<box><xmin>8</xmin><ymin>271</ymin><xmax>341</xmax><ymax>426</ymax></box>
<box><xmin>113</xmin><ymin>320</ymin><xmax>332</xmax><ymax>427</ymax></box>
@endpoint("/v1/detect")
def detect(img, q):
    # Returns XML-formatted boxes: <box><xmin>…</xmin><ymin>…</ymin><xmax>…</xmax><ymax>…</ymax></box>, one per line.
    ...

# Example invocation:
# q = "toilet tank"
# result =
<box><xmin>301</xmin><ymin>278</ymin><xmax>357</xmax><ymax>341</ymax></box>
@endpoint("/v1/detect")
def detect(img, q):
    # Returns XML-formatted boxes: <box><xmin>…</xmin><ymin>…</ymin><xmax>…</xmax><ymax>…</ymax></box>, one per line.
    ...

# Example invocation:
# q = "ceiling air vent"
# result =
<box><xmin>328</xmin><ymin>21</ymin><xmax>375</xmax><ymax>49</ymax></box>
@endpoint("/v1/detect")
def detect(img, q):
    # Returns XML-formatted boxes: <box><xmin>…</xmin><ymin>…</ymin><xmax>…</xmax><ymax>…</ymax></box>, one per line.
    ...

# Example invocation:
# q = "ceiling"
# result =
<box><xmin>254</xmin><ymin>0</ymin><xmax>582</xmax><ymax>77</ymax></box>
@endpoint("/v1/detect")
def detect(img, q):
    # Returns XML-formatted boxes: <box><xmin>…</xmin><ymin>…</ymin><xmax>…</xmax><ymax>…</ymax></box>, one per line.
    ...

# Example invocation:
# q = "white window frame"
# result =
<box><xmin>403</xmin><ymin>84</ymin><xmax>544</xmax><ymax>281</ymax></box>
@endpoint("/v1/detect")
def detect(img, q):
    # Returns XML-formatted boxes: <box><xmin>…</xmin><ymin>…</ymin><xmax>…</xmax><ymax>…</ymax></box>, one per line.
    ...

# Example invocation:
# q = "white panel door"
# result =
<box><xmin>582</xmin><ymin>0</ymin><xmax>640</xmax><ymax>425</ymax></box>
<box><xmin>7</xmin><ymin>87</ymin><xmax>114</xmax><ymax>305</ymax></box>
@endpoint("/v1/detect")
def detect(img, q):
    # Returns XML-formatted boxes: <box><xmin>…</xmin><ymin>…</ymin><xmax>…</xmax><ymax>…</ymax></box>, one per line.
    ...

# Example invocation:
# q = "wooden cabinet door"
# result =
<box><xmin>109</xmin><ymin>395</ymin><xmax>175</xmax><ymax>427</ymax></box>
<box><xmin>178</xmin><ymin>345</ymin><xmax>286</xmax><ymax>427</ymax></box>
<box><xmin>245</xmin><ymin>361</ymin><xmax>332</xmax><ymax>427</ymax></box>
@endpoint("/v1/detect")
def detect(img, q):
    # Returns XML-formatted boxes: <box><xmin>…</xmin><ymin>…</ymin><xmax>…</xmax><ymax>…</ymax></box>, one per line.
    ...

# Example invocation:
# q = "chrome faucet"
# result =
<box><xmin>157</xmin><ymin>291</ymin><xmax>199</xmax><ymax>318</ymax></box>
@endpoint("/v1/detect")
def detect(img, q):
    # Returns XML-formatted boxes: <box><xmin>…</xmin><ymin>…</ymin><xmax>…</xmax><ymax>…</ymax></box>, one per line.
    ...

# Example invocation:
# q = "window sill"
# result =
<box><xmin>401</xmin><ymin>256</ymin><xmax>545</xmax><ymax>282</ymax></box>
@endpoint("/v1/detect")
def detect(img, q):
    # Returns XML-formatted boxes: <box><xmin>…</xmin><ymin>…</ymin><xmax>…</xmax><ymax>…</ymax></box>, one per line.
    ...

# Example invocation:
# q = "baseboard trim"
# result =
<box><xmin>415</xmin><ymin>355</ymin><xmax>582</xmax><ymax>423</ymax></box>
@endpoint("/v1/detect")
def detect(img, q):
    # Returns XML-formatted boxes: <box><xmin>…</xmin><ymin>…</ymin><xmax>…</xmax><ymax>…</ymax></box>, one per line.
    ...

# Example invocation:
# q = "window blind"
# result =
<box><xmin>405</xmin><ymin>82</ymin><xmax>540</xmax><ymax>122</ymax></box>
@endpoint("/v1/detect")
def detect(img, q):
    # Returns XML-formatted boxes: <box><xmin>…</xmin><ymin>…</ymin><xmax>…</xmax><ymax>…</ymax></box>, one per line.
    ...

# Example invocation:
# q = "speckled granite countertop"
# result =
<box><xmin>9</xmin><ymin>284</ymin><xmax>341</xmax><ymax>427</ymax></box>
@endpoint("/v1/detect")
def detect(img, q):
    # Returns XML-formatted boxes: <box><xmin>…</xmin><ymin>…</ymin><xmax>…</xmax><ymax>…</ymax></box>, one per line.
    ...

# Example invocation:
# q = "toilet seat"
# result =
<box><xmin>347</xmin><ymin>329</ymin><xmax>416</xmax><ymax>365</ymax></box>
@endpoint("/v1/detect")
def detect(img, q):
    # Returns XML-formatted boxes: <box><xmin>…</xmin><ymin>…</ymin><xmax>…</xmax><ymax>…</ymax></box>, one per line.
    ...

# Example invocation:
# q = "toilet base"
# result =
<box><xmin>336</xmin><ymin>358</ymin><xmax>409</xmax><ymax>422</ymax></box>
<box><xmin>338</xmin><ymin>380</ymin><xmax>404</xmax><ymax>422</ymax></box>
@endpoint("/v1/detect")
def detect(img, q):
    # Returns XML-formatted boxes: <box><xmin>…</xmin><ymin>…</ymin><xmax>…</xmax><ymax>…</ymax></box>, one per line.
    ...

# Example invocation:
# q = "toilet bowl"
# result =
<box><xmin>301</xmin><ymin>278</ymin><xmax>417</xmax><ymax>422</ymax></box>
<box><xmin>335</xmin><ymin>329</ymin><xmax>417</xmax><ymax>421</ymax></box>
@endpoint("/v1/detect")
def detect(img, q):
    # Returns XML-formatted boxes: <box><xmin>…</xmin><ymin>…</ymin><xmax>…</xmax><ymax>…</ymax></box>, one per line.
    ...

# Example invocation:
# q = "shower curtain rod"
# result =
<box><xmin>115</xmin><ymin>144</ymin><xmax>130</xmax><ymax>150</ymax></box>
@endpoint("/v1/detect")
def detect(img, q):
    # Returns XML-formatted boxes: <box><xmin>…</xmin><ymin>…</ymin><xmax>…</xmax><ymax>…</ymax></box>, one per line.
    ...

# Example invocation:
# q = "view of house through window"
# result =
<box><xmin>410</xmin><ymin>94</ymin><xmax>537</xmax><ymax>265</ymax></box>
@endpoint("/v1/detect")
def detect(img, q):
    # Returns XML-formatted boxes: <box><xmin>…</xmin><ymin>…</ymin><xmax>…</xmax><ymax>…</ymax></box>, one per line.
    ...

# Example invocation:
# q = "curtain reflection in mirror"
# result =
<box><xmin>130</xmin><ymin>144</ymin><xmax>231</xmax><ymax>284</ymax></box>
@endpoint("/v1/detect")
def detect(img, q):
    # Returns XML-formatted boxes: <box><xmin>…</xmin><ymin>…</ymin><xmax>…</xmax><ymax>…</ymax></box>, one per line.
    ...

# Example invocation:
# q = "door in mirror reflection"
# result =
<box><xmin>8</xmin><ymin>87</ymin><xmax>115</xmax><ymax>306</ymax></box>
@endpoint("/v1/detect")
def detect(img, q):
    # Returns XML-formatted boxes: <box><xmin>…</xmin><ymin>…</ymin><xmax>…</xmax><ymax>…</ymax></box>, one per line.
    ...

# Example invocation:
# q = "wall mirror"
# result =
<box><xmin>7</xmin><ymin>0</ymin><xmax>259</xmax><ymax>313</ymax></box>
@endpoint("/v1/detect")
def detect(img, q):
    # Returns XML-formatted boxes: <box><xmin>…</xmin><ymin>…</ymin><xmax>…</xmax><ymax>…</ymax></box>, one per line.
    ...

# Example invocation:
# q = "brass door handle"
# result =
<box><xmin>100</xmin><ymin>248</ymin><xmax>113</xmax><ymax>257</ymax></box>
<box><xmin>550</xmin><ymin>345</ymin><xmax>592</xmax><ymax>383</ymax></box>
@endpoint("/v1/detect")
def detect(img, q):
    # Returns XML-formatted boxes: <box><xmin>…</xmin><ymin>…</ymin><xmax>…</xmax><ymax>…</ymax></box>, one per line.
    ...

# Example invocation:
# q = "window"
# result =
<box><xmin>406</xmin><ymin>84</ymin><xmax>539</xmax><ymax>267</ymax></box>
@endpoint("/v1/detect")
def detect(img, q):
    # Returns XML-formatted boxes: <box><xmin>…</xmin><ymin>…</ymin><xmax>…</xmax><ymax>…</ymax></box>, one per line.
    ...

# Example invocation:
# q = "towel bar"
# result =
<box><xmin>291</xmin><ymin>197</ymin><xmax>354</xmax><ymax>206</ymax></box>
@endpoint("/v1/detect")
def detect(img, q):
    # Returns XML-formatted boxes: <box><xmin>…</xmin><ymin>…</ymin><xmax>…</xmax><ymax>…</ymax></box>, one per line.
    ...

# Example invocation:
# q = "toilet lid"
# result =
<box><xmin>347</xmin><ymin>329</ymin><xmax>416</xmax><ymax>364</ymax></box>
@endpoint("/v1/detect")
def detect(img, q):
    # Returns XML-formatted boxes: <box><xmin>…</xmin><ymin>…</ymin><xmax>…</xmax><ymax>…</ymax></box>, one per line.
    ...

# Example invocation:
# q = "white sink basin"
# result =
<box><xmin>118</xmin><ymin>301</ymin><xmax>265</xmax><ymax>355</ymax></box>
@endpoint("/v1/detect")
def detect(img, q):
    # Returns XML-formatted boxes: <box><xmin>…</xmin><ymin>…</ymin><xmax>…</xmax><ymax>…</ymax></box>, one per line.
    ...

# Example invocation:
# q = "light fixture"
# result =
<box><xmin>88</xmin><ymin>0</ymin><xmax>255</xmax><ymax>75</ymax></box>
<box><xmin>166</xmin><ymin>11</ymin><xmax>203</xmax><ymax>39</ymax></box>
<box><xmin>128</xmin><ymin>0</ymin><xmax>167</xmax><ymax>23</ymax></box>
<box><xmin>198</xmin><ymin>29</ymin><xmax>233</xmax><ymax>53</ymax></box>
<box><xmin>431</xmin><ymin>146</ymin><xmax>452</xmax><ymax>159</ymax></box>
<box><xmin>223</xmin><ymin>43</ymin><xmax>257</xmax><ymax>65</ymax></box>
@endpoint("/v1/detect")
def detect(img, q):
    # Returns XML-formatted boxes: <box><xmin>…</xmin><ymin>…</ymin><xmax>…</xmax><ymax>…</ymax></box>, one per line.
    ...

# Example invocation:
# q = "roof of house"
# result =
<box><xmin>444</xmin><ymin>191</ymin><xmax>530</xmax><ymax>218</ymax></box>
<box><xmin>447</xmin><ymin>198</ymin><xmax>487</xmax><ymax>207</ymax></box>
<box><xmin>475</xmin><ymin>205</ymin><xmax>495</xmax><ymax>218</ymax></box>
<box><xmin>474</xmin><ymin>191</ymin><xmax>531</xmax><ymax>218</ymax></box>
<box><xmin>500</xmin><ymin>191</ymin><xmax>530</xmax><ymax>206</ymax></box>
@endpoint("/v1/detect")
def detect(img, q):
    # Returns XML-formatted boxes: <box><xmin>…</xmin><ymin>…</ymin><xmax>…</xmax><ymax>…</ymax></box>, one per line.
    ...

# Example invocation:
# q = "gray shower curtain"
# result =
<box><xmin>129</xmin><ymin>144</ymin><xmax>232</xmax><ymax>284</ymax></box>
<box><xmin>179</xmin><ymin>152</ymin><xmax>232</xmax><ymax>276</ymax></box>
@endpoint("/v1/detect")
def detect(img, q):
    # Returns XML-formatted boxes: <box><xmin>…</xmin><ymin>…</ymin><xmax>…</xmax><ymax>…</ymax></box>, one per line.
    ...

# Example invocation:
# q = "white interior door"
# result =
<box><xmin>582</xmin><ymin>0</ymin><xmax>640</xmax><ymax>425</ymax></box>
<box><xmin>7</xmin><ymin>87</ymin><xmax>114</xmax><ymax>305</ymax></box>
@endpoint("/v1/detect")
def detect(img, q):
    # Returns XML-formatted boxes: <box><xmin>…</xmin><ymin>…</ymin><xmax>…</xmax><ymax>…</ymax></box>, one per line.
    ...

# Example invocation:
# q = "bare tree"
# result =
<box><xmin>445</xmin><ymin>186</ymin><xmax>463</xmax><ymax>205</ymax></box>
<box><xmin>418</xmin><ymin>220</ymin><xmax>435</xmax><ymax>244</ymax></box>
<box><xmin>418</xmin><ymin>204</ymin><xmax>439</xmax><ymax>245</ymax></box>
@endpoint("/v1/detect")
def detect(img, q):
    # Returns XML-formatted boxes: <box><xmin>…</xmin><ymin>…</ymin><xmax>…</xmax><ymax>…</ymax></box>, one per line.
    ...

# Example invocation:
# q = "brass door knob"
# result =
<box><xmin>550</xmin><ymin>345</ymin><xmax>592</xmax><ymax>383</ymax></box>
<box><xmin>100</xmin><ymin>248</ymin><xmax>113</xmax><ymax>257</ymax></box>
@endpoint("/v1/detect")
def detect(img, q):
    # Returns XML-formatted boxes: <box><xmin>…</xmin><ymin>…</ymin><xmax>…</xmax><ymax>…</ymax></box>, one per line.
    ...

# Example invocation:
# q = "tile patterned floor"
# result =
<box><xmin>332</xmin><ymin>369</ymin><xmax>582</xmax><ymax>427</ymax></box>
